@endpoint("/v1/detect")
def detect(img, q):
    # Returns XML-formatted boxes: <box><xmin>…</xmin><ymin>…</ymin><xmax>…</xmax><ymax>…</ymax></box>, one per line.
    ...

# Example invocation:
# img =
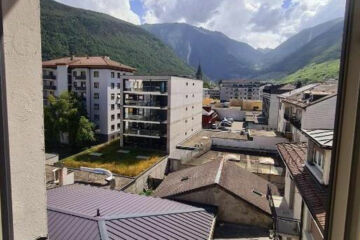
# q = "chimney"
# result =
<box><xmin>53</xmin><ymin>167</ymin><xmax>74</xmax><ymax>186</ymax></box>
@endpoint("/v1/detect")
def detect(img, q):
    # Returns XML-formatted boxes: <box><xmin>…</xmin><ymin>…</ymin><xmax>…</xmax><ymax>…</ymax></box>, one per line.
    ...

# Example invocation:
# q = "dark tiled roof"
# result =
<box><xmin>282</xmin><ymin>83</ymin><xmax>338</xmax><ymax>108</ymax></box>
<box><xmin>47</xmin><ymin>185</ymin><xmax>215</xmax><ymax>240</ymax></box>
<box><xmin>277</xmin><ymin>143</ymin><xmax>328</xmax><ymax>233</ymax></box>
<box><xmin>263</xmin><ymin>84</ymin><xmax>296</xmax><ymax>94</ymax></box>
<box><xmin>43</xmin><ymin>56</ymin><xmax>136</xmax><ymax>72</ymax></box>
<box><xmin>153</xmin><ymin>159</ymin><xmax>279</xmax><ymax>215</ymax></box>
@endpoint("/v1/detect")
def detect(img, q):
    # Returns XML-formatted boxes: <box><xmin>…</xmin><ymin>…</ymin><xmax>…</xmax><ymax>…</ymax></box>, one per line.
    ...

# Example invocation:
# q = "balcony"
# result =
<box><xmin>290</xmin><ymin>116</ymin><xmax>301</xmax><ymax>129</ymax></box>
<box><xmin>124</xmin><ymin>129</ymin><xmax>166</xmax><ymax>138</ymax></box>
<box><xmin>124</xmin><ymin>100</ymin><xmax>167</xmax><ymax>109</ymax></box>
<box><xmin>43</xmin><ymin>74</ymin><xmax>56</xmax><ymax>80</ymax></box>
<box><xmin>124</xmin><ymin>114</ymin><xmax>166</xmax><ymax>123</ymax></box>
<box><xmin>74</xmin><ymin>74</ymin><xmax>87</xmax><ymax>80</ymax></box>
<box><xmin>267</xmin><ymin>186</ymin><xmax>301</xmax><ymax>238</ymax></box>
<box><xmin>44</xmin><ymin>85</ymin><xmax>56</xmax><ymax>90</ymax></box>
<box><xmin>74</xmin><ymin>86</ymin><xmax>86</xmax><ymax>91</ymax></box>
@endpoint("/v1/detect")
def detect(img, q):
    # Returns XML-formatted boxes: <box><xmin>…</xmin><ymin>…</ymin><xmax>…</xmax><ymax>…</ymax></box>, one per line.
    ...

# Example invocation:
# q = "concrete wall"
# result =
<box><xmin>268</xmin><ymin>94</ymin><xmax>280</xmax><ymax>130</ymax></box>
<box><xmin>212</xmin><ymin>135</ymin><xmax>288</xmax><ymax>152</ymax></box>
<box><xmin>1</xmin><ymin>0</ymin><xmax>48</xmax><ymax>238</ymax></box>
<box><xmin>171</xmin><ymin>186</ymin><xmax>273</xmax><ymax>228</ymax></box>
<box><xmin>284</xmin><ymin>169</ymin><xmax>303</xmax><ymax>220</ymax></box>
<box><xmin>213</xmin><ymin>107</ymin><xmax>246</xmax><ymax>121</ymax></box>
<box><xmin>122</xmin><ymin>157</ymin><xmax>169</xmax><ymax>193</ymax></box>
<box><xmin>168</xmin><ymin>77</ymin><xmax>202</xmax><ymax>154</ymax></box>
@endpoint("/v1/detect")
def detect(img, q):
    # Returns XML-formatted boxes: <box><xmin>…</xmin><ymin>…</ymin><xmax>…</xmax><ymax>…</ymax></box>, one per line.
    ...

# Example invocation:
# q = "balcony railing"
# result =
<box><xmin>290</xmin><ymin>116</ymin><xmax>301</xmax><ymax>129</ymax></box>
<box><xmin>124</xmin><ymin>129</ymin><xmax>165</xmax><ymax>137</ymax></box>
<box><xmin>124</xmin><ymin>114</ymin><xmax>166</xmax><ymax>122</ymax></box>
<box><xmin>124</xmin><ymin>86</ymin><xmax>167</xmax><ymax>93</ymax></box>
<box><xmin>124</xmin><ymin>100</ymin><xmax>167</xmax><ymax>108</ymax></box>
<box><xmin>267</xmin><ymin>186</ymin><xmax>301</xmax><ymax>238</ymax></box>
<box><xmin>74</xmin><ymin>86</ymin><xmax>86</xmax><ymax>91</ymax></box>
<box><xmin>43</xmin><ymin>74</ymin><xmax>56</xmax><ymax>80</ymax></box>
<box><xmin>74</xmin><ymin>75</ymin><xmax>86</xmax><ymax>80</ymax></box>
<box><xmin>44</xmin><ymin>85</ymin><xmax>57</xmax><ymax>90</ymax></box>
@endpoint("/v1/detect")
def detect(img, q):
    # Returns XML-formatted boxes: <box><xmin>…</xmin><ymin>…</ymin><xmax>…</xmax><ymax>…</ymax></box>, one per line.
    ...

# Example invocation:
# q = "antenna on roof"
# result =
<box><xmin>96</xmin><ymin>208</ymin><xmax>100</xmax><ymax>217</ymax></box>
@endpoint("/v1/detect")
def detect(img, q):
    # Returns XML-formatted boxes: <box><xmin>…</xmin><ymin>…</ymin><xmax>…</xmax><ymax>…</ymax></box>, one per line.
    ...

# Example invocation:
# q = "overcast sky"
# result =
<box><xmin>55</xmin><ymin>0</ymin><xmax>346</xmax><ymax>49</ymax></box>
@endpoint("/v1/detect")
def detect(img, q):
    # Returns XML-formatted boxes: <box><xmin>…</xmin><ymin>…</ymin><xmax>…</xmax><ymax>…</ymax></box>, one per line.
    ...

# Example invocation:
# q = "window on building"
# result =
<box><xmin>94</xmin><ymin>71</ymin><xmax>99</xmax><ymax>77</ymax></box>
<box><xmin>111</xmin><ymin>114</ymin><xmax>115</xmax><ymax>121</ymax></box>
<box><xmin>111</xmin><ymin>93</ymin><xmax>115</xmax><ymax>100</ymax></box>
<box><xmin>186</xmin><ymin>82</ymin><xmax>188</xmax><ymax>86</ymax></box>
<box><xmin>94</xmin><ymin>104</ymin><xmax>99</xmax><ymax>110</ymax></box>
<box><xmin>94</xmin><ymin>82</ymin><xmax>99</xmax><ymax>88</ymax></box>
<box><xmin>94</xmin><ymin>93</ymin><xmax>99</xmax><ymax>99</ymax></box>
<box><xmin>117</xmin><ymin>104</ymin><xmax>121</xmax><ymax>109</ymax></box>
<box><xmin>111</xmin><ymin>72</ymin><xmax>115</xmax><ymax>78</ymax></box>
<box><xmin>94</xmin><ymin>114</ymin><xmax>100</xmax><ymax>121</ymax></box>
<box><xmin>186</xmin><ymin>95</ymin><xmax>188</xmax><ymax>98</ymax></box>
<box><xmin>111</xmin><ymin>104</ymin><xmax>115</xmax><ymax>110</ymax></box>
<box><xmin>117</xmin><ymin>123</ymin><xmax>121</xmax><ymax>129</ymax></box>
<box><xmin>117</xmin><ymin>113</ymin><xmax>121</xmax><ymax>119</ymax></box>
<box><xmin>74</xmin><ymin>81</ymin><xmax>77</xmax><ymax>87</ymax></box>
<box><xmin>111</xmin><ymin>83</ymin><xmax>115</xmax><ymax>89</ymax></box>
<box><xmin>111</xmin><ymin>125</ymin><xmax>115</xmax><ymax>131</ymax></box>
<box><xmin>117</xmin><ymin>72</ymin><xmax>121</xmax><ymax>78</ymax></box>
<box><xmin>117</xmin><ymin>83</ymin><xmax>120</xmax><ymax>89</ymax></box>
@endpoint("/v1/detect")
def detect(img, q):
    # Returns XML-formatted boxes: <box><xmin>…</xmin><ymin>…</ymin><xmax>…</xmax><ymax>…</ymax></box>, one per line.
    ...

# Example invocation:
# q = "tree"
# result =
<box><xmin>196</xmin><ymin>64</ymin><xmax>203</xmax><ymax>80</ymax></box>
<box><xmin>44</xmin><ymin>92</ymin><xmax>95</xmax><ymax>148</ymax></box>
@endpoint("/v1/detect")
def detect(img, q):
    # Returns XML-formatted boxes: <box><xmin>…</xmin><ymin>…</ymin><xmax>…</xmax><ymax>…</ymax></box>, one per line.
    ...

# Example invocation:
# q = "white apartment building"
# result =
<box><xmin>203</xmin><ymin>87</ymin><xmax>220</xmax><ymax>99</ymax></box>
<box><xmin>220</xmin><ymin>79</ymin><xmax>265</xmax><ymax>101</ymax></box>
<box><xmin>262</xmin><ymin>84</ymin><xmax>296</xmax><ymax>130</ymax></box>
<box><xmin>121</xmin><ymin>76</ymin><xmax>203</xmax><ymax>153</ymax></box>
<box><xmin>277</xmin><ymin>83</ymin><xmax>338</xmax><ymax>142</ymax></box>
<box><xmin>269</xmin><ymin>129</ymin><xmax>333</xmax><ymax>240</ymax></box>
<box><xmin>42</xmin><ymin>56</ymin><xmax>136</xmax><ymax>141</ymax></box>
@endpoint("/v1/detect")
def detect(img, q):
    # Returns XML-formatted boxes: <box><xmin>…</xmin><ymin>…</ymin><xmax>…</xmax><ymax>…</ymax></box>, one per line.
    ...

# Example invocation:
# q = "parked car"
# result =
<box><xmin>223</xmin><ymin>117</ymin><xmax>234</xmax><ymax>123</ymax></box>
<box><xmin>220</xmin><ymin>121</ymin><xmax>232</xmax><ymax>127</ymax></box>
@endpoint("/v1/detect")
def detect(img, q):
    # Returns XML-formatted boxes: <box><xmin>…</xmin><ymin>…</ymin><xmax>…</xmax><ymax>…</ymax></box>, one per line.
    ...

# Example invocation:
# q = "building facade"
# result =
<box><xmin>220</xmin><ymin>79</ymin><xmax>265</xmax><ymax>101</ymax></box>
<box><xmin>42</xmin><ymin>56</ymin><xmax>136</xmax><ymax>141</ymax></box>
<box><xmin>277</xmin><ymin>83</ymin><xmax>337</xmax><ymax>142</ymax></box>
<box><xmin>262</xmin><ymin>84</ymin><xmax>296</xmax><ymax>130</ymax></box>
<box><xmin>121</xmin><ymin>76</ymin><xmax>203</xmax><ymax>153</ymax></box>
<box><xmin>203</xmin><ymin>87</ymin><xmax>220</xmax><ymax>99</ymax></box>
<box><xmin>269</xmin><ymin>129</ymin><xmax>333</xmax><ymax>240</ymax></box>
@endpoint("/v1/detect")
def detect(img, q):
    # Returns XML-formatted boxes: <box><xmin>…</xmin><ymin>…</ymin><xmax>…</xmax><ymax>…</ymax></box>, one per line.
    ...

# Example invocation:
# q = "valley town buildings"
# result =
<box><xmin>42</xmin><ymin>56</ymin><xmax>202</xmax><ymax>153</ymax></box>
<box><xmin>219</xmin><ymin>79</ymin><xmax>265</xmax><ymax>101</ymax></box>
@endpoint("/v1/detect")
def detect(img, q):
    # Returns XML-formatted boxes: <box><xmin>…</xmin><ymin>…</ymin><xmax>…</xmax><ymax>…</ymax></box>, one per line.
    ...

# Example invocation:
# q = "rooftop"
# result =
<box><xmin>47</xmin><ymin>185</ymin><xmax>215</xmax><ymax>240</ymax></box>
<box><xmin>263</xmin><ymin>83</ymin><xmax>296</xmax><ymax>94</ymax></box>
<box><xmin>248</xmin><ymin>129</ymin><xmax>278</xmax><ymax>137</ymax></box>
<box><xmin>43</xmin><ymin>56</ymin><xmax>136</xmax><ymax>72</ymax></box>
<box><xmin>281</xmin><ymin>83</ymin><xmax>338</xmax><ymax>108</ymax></box>
<box><xmin>277</xmin><ymin>142</ymin><xmax>328</xmax><ymax>233</ymax></box>
<box><xmin>153</xmin><ymin>159</ymin><xmax>279</xmax><ymax>215</ymax></box>
<box><xmin>302</xmin><ymin>129</ymin><xmax>334</xmax><ymax>149</ymax></box>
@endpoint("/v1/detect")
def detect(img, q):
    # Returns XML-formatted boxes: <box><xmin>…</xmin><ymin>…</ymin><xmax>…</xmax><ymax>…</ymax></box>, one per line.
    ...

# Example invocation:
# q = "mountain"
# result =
<box><xmin>143</xmin><ymin>19</ymin><xmax>343</xmax><ymax>81</ymax></box>
<box><xmin>40</xmin><ymin>0</ymin><xmax>193</xmax><ymax>76</ymax></box>
<box><xmin>262</xmin><ymin>18</ymin><xmax>343</xmax><ymax>67</ymax></box>
<box><xmin>280</xmin><ymin>60</ymin><xmax>340</xmax><ymax>84</ymax></box>
<box><xmin>263</xmin><ymin>18</ymin><xmax>343</xmax><ymax>77</ymax></box>
<box><xmin>142</xmin><ymin>23</ymin><xmax>263</xmax><ymax>80</ymax></box>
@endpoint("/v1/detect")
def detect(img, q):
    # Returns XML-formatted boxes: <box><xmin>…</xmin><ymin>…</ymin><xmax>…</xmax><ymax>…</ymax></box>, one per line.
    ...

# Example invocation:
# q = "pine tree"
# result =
<box><xmin>196</xmin><ymin>64</ymin><xmax>203</xmax><ymax>80</ymax></box>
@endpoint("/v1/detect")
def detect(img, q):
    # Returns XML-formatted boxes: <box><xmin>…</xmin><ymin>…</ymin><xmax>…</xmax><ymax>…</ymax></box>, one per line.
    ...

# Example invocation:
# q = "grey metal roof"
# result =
<box><xmin>302</xmin><ymin>129</ymin><xmax>334</xmax><ymax>148</ymax></box>
<box><xmin>47</xmin><ymin>185</ymin><xmax>215</xmax><ymax>240</ymax></box>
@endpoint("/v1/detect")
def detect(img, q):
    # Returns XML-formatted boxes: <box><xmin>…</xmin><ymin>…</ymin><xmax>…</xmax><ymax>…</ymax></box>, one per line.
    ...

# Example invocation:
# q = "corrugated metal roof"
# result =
<box><xmin>47</xmin><ymin>185</ymin><xmax>215</xmax><ymax>240</ymax></box>
<box><xmin>302</xmin><ymin>129</ymin><xmax>333</xmax><ymax>148</ymax></box>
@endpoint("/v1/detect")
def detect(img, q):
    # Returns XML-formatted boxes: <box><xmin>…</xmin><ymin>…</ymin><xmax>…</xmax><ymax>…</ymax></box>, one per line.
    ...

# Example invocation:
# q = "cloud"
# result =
<box><xmin>141</xmin><ymin>0</ymin><xmax>346</xmax><ymax>48</ymax></box>
<box><xmin>55</xmin><ymin>0</ymin><xmax>141</xmax><ymax>25</ymax></box>
<box><xmin>55</xmin><ymin>0</ymin><xmax>346</xmax><ymax>49</ymax></box>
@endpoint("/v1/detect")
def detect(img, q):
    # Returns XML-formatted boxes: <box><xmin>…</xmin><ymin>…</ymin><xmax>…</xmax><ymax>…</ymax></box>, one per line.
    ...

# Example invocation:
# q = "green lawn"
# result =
<box><xmin>61</xmin><ymin>139</ymin><xmax>165</xmax><ymax>177</ymax></box>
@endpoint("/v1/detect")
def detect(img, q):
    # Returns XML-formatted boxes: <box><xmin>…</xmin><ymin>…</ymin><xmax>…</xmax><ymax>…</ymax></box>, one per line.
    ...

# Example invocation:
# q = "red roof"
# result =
<box><xmin>277</xmin><ymin>143</ymin><xmax>328</xmax><ymax>233</ymax></box>
<box><xmin>43</xmin><ymin>56</ymin><xmax>136</xmax><ymax>72</ymax></box>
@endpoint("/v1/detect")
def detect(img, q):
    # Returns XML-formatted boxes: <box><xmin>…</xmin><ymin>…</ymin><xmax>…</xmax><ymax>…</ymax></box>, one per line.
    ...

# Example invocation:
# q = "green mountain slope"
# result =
<box><xmin>142</xmin><ymin>23</ymin><xmax>263</xmax><ymax>80</ymax></box>
<box><xmin>280</xmin><ymin>60</ymin><xmax>340</xmax><ymax>84</ymax></box>
<box><xmin>40</xmin><ymin>0</ymin><xmax>193</xmax><ymax>75</ymax></box>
